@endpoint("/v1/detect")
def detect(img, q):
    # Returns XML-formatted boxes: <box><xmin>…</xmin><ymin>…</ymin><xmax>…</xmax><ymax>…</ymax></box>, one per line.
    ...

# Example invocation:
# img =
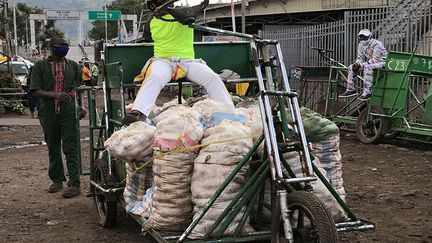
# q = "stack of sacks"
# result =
<box><xmin>190</xmin><ymin>120</ymin><xmax>254</xmax><ymax>239</ymax></box>
<box><xmin>299</xmin><ymin>107</ymin><xmax>346</xmax><ymax>202</ymax></box>
<box><xmin>151</xmin><ymin>97</ymin><xmax>185</xmax><ymax>119</ymax></box>
<box><xmin>104</xmin><ymin>121</ymin><xmax>156</xmax><ymax>162</ymax></box>
<box><xmin>123</xmin><ymin>162</ymin><xmax>153</xmax><ymax>216</ymax></box>
<box><xmin>192</xmin><ymin>99</ymin><xmax>251</xmax><ymax>128</ymax></box>
<box><xmin>144</xmin><ymin>106</ymin><xmax>204</xmax><ymax>232</ymax></box>
<box><xmin>283</xmin><ymin>151</ymin><xmax>348</xmax><ymax>223</ymax></box>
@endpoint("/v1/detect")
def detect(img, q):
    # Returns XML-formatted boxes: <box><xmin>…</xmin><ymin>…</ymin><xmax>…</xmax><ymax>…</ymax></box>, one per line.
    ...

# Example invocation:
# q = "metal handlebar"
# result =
<box><xmin>311</xmin><ymin>46</ymin><xmax>347</xmax><ymax>68</ymax></box>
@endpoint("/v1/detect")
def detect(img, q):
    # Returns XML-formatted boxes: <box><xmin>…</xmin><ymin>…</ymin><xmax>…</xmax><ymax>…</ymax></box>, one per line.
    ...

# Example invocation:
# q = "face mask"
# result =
<box><xmin>52</xmin><ymin>44</ymin><xmax>69</xmax><ymax>57</ymax></box>
<box><xmin>359</xmin><ymin>36</ymin><xmax>371</xmax><ymax>46</ymax></box>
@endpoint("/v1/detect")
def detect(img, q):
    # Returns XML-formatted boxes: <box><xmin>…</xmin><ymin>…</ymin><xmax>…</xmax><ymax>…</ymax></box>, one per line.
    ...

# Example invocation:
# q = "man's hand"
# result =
<box><xmin>78</xmin><ymin>106</ymin><xmax>87</xmax><ymax>120</ymax></box>
<box><xmin>352</xmin><ymin>63</ymin><xmax>361</xmax><ymax>72</ymax></box>
<box><xmin>56</xmin><ymin>92</ymin><xmax>72</xmax><ymax>102</ymax></box>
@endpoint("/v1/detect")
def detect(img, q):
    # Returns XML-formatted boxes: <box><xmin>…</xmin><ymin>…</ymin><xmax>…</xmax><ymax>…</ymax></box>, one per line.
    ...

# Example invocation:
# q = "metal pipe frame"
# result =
<box><xmin>177</xmin><ymin>135</ymin><xmax>264</xmax><ymax>242</ymax></box>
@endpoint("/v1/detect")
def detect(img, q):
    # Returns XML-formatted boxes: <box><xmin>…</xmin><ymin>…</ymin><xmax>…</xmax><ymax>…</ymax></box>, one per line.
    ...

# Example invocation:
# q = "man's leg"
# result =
<box><xmin>362</xmin><ymin>62</ymin><xmax>385</xmax><ymax>95</ymax></box>
<box><xmin>185</xmin><ymin>62</ymin><xmax>233</xmax><ymax>106</ymax></box>
<box><xmin>347</xmin><ymin>64</ymin><xmax>357</xmax><ymax>91</ymax></box>
<box><xmin>362</xmin><ymin>65</ymin><xmax>374</xmax><ymax>95</ymax></box>
<box><xmin>60</xmin><ymin>107</ymin><xmax>80</xmax><ymax>187</ymax></box>
<box><xmin>132</xmin><ymin>59</ymin><xmax>173</xmax><ymax>116</ymax></box>
<box><xmin>339</xmin><ymin>64</ymin><xmax>359</xmax><ymax>97</ymax></box>
<box><xmin>39</xmin><ymin>113</ymin><xmax>65</xmax><ymax>185</ymax></box>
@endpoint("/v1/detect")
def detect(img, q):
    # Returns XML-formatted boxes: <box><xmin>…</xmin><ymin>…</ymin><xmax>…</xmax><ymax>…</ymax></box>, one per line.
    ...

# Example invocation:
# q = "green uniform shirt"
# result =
<box><xmin>30</xmin><ymin>57</ymin><xmax>82</xmax><ymax>114</ymax></box>
<box><xmin>150</xmin><ymin>14</ymin><xmax>195</xmax><ymax>59</ymax></box>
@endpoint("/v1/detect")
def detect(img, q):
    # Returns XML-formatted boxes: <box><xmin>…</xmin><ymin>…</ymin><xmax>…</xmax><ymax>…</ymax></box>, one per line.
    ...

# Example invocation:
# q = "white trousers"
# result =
<box><xmin>132</xmin><ymin>59</ymin><xmax>233</xmax><ymax>116</ymax></box>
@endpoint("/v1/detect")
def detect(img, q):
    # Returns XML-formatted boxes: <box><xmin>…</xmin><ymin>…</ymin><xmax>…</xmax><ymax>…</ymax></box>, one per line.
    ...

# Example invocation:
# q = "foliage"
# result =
<box><xmin>0</xmin><ymin>3</ymin><xmax>64</xmax><ymax>49</ymax></box>
<box><xmin>0</xmin><ymin>70</ymin><xmax>25</xmax><ymax>115</ymax></box>
<box><xmin>1</xmin><ymin>100</ymin><xmax>26</xmax><ymax>114</ymax></box>
<box><xmin>88</xmin><ymin>0</ymin><xmax>146</xmax><ymax>41</ymax></box>
<box><xmin>0</xmin><ymin>70</ymin><xmax>20</xmax><ymax>89</ymax></box>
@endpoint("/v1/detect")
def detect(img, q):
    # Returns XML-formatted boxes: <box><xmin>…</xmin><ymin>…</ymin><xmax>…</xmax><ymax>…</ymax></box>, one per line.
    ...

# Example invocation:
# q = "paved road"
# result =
<box><xmin>68</xmin><ymin>46</ymin><xmax>95</xmax><ymax>63</ymax></box>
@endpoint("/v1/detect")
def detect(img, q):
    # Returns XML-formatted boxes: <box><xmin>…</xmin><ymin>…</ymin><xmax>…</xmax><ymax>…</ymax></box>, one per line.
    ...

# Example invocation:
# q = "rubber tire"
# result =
<box><xmin>93</xmin><ymin>158</ymin><xmax>118</xmax><ymax>228</ymax></box>
<box><xmin>384</xmin><ymin>130</ymin><xmax>400</xmax><ymax>139</ymax></box>
<box><xmin>356</xmin><ymin>107</ymin><xmax>388</xmax><ymax>144</ymax></box>
<box><xmin>282</xmin><ymin>191</ymin><xmax>339</xmax><ymax>243</ymax></box>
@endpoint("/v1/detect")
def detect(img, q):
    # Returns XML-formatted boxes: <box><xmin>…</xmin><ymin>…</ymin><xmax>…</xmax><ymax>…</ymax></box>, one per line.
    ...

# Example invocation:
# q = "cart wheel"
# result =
<box><xmin>356</xmin><ymin>107</ymin><xmax>388</xmax><ymax>144</ymax></box>
<box><xmin>93</xmin><ymin>158</ymin><xmax>118</xmax><ymax>228</ymax></box>
<box><xmin>283</xmin><ymin>191</ymin><xmax>339</xmax><ymax>243</ymax></box>
<box><xmin>384</xmin><ymin>130</ymin><xmax>400</xmax><ymax>139</ymax></box>
<box><xmin>279</xmin><ymin>191</ymin><xmax>339</xmax><ymax>243</ymax></box>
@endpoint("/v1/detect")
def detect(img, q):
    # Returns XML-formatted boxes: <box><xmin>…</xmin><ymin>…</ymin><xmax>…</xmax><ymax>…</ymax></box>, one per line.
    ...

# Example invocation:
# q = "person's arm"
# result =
<box><xmin>32</xmin><ymin>89</ymin><xmax>73</xmax><ymax>102</ymax></box>
<box><xmin>143</xmin><ymin>15</ymin><xmax>154</xmax><ymax>42</ymax></box>
<box><xmin>354</xmin><ymin>43</ymin><xmax>366</xmax><ymax>64</ymax></box>
<box><xmin>369</xmin><ymin>41</ymin><xmax>387</xmax><ymax>64</ymax></box>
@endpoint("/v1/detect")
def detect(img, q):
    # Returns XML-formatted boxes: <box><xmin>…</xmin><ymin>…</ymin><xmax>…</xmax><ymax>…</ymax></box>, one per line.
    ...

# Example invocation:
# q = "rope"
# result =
<box><xmin>120</xmin><ymin>134</ymin><xmax>259</xmax><ymax>185</ymax></box>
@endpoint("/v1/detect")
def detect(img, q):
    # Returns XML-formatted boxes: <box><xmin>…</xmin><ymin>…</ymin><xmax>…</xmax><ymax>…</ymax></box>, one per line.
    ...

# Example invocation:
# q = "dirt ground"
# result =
<box><xmin>1</xmin><ymin>111</ymin><xmax>431</xmax><ymax>243</ymax></box>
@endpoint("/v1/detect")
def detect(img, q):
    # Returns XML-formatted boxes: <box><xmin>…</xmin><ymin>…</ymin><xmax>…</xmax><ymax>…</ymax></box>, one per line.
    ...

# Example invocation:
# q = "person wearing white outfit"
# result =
<box><xmin>339</xmin><ymin>29</ymin><xmax>388</xmax><ymax>101</ymax></box>
<box><xmin>123</xmin><ymin>0</ymin><xmax>232</xmax><ymax>125</ymax></box>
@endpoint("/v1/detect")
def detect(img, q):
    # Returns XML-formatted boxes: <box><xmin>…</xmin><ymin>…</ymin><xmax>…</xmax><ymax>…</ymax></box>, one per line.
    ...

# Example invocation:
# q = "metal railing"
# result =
<box><xmin>263</xmin><ymin>0</ymin><xmax>432</xmax><ymax>67</ymax></box>
<box><xmin>322</xmin><ymin>0</ymin><xmax>395</xmax><ymax>10</ymax></box>
<box><xmin>262</xmin><ymin>0</ymin><xmax>432</xmax><ymax>110</ymax></box>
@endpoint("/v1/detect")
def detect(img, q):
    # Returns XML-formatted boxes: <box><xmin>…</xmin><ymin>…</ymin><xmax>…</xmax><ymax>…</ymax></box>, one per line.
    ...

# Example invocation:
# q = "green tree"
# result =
<box><xmin>0</xmin><ymin>3</ymin><xmax>63</xmax><ymax>49</ymax></box>
<box><xmin>88</xmin><ymin>0</ymin><xmax>145</xmax><ymax>41</ymax></box>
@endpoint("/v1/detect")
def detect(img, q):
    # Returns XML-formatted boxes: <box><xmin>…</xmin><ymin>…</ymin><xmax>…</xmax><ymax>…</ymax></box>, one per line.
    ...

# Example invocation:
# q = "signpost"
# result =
<box><xmin>46</xmin><ymin>10</ymin><xmax>80</xmax><ymax>20</ymax></box>
<box><xmin>88</xmin><ymin>10</ymin><xmax>121</xmax><ymax>20</ymax></box>
<box><xmin>88</xmin><ymin>10</ymin><xmax>122</xmax><ymax>43</ymax></box>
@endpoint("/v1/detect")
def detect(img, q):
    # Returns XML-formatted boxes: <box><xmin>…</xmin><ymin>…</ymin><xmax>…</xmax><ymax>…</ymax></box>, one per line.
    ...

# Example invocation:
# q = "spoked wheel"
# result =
<box><xmin>93</xmin><ymin>158</ymin><xmax>118</xmax><ymax>228</ymax></box>
<box><xmin>356</xmin><ymin>107</ymin><xmax>388</xmax><ymax>144</ymax></box>
<box><xmin>279</xmin><ymin>191</ymin><xmax>339</xmax><ymax>243</ymax></box>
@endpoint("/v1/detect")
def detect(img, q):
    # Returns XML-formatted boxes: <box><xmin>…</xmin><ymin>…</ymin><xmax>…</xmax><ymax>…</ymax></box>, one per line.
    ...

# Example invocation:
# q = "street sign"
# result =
<box><xmin>46</xmin><ymin>10</ymin><xmax>80</xmax><ymax>20</ymax></box>
<box><xmin>88</xmin><ymin>10</ymin><xmax>121</xmax><ymax>20</ymax></box>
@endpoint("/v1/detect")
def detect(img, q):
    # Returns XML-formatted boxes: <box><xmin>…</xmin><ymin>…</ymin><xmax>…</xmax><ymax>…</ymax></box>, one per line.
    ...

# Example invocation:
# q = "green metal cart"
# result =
<box><xmin>325</xmin><ymin>51</ymin><xmax>432</xmax><ymax>144</ymax></box>
<box><xmin>81</xmin><ymin>26</ymin><xmax>374</xmax><ymax>243</ymax></box>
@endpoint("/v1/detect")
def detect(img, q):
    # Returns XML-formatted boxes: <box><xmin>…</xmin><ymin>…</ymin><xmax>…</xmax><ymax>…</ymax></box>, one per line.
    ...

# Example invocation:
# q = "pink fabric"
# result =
<box><xmin>50</xmin><ymin>61</ymin><xmax>65</xmax><ymax>114</ymax></box>
<box><xmin>154</xmin><ymin>134</ymin><xmax>198</xmax><ymax>150</ymax></box>
<box><xmin>49</xmin><ymin>59</ymin><xmax>74</xmax><ymax>114</ymax></box>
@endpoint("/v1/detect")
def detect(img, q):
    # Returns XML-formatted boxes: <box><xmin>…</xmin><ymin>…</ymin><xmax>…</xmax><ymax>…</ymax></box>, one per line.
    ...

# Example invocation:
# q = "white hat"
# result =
<box><xmin>358</xmin><ymin>29</ymin><xmax>372</xmax><ymax>37</ymax></box>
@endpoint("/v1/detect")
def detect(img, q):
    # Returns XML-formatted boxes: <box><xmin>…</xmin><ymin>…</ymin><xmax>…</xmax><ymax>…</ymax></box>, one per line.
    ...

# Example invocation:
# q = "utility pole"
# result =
<box><xmin>26</xmin><ymin>17</ymin><xmax>29</xmax><ymax>54</ymax></box>
<box><xmin>3</xmin><ymin>0</ymin><xmax>12</xmax><ymax>57</ymax></box>
<box><xmin>13</xmin><ymin>2</ymin><xmax>17</xmax><ymax>55</ymax></box>
<box><xmin>104</xmin><ymin>3</ymin><xmax>108</xmax><ymax>43</ymax></box>
<box><xmin>230</xmin><ymin>0</ymin><xmax>236</xmax><ymax>33</ymax></box>
<box><xmin>241</xmin><ymin>0</ymin><xmax>246</xmax><ymax>34</ymax></box>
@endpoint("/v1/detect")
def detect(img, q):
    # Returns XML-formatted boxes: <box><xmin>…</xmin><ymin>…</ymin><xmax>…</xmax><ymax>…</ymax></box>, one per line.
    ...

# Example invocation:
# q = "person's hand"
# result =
<box><xmin>56</xmin><ymin>92</ymin><xmax>72</xmax><ymax>102</ymax></box>
<box><xmin>352</xmin><ymin>63</ymin><xmax>361</xmax><ymax>72</ymax></box>
<box><xmin>78</xmin><ymin>106</ymin><xmax>87</xmax><ymax>120</ymax></box>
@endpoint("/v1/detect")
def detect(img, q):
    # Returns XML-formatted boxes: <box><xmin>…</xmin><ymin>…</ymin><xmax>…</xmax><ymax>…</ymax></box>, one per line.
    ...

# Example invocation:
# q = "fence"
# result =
<box><xmin>262</xmin><ymin>0</ymin><xmax>432</xmax><ymax>110</ymax></box>
<box><xmin>322</xmin><ymin>0</ymin><xmax>395</xmax><ymax>9</ymax></box>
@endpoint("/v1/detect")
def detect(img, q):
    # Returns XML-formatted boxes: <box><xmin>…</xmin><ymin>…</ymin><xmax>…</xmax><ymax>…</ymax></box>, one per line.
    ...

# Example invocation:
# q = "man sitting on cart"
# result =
<box><xmin>123</xmin><ymin>0</ymin><xmax>233</xmax><ymax>124</ymax></box>
<box><xmin>339</xmin><ymin>29</ymin><xmax>388</xmax><ymax>101</ymax></box>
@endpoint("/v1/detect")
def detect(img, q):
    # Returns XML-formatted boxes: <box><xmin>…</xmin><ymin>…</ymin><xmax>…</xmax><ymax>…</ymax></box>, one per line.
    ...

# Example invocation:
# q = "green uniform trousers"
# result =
<box><xmin>38</xmin><ymin>101</ymin><xmax>80</xmax><ymax>187</ymax></box>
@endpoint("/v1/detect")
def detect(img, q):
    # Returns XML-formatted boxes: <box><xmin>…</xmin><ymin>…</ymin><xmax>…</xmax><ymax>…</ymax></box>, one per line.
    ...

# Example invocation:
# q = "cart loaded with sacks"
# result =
<box><xmin>78</xmin><ymin>3</ymin><xmax>374</xmax><ymax>242</ymax></box>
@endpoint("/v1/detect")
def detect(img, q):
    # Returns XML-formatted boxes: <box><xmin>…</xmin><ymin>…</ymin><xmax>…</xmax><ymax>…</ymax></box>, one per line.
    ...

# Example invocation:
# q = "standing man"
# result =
<box><xmin>30</xmin><ymin>36</ymin><xmax>84</xmax><ymax>198</ymax></box>
<box><xmin>81</xmin><ymin>61</ymin><xmax>93</xmax><ymax>86</ymax></box>
<box><xmin>91</xmin><ymin>62</ymin><xmax>99</xmax><ymax>86</ymax></box>
<box><xmin>123</xmin><ymin>0</ymin><xmax>232</xmax><ymax>124</ymax></box>
<box><xmin>339</xmin><ymin>29</ymin><xmax>387</xmax><ymax>101</ymax></box>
